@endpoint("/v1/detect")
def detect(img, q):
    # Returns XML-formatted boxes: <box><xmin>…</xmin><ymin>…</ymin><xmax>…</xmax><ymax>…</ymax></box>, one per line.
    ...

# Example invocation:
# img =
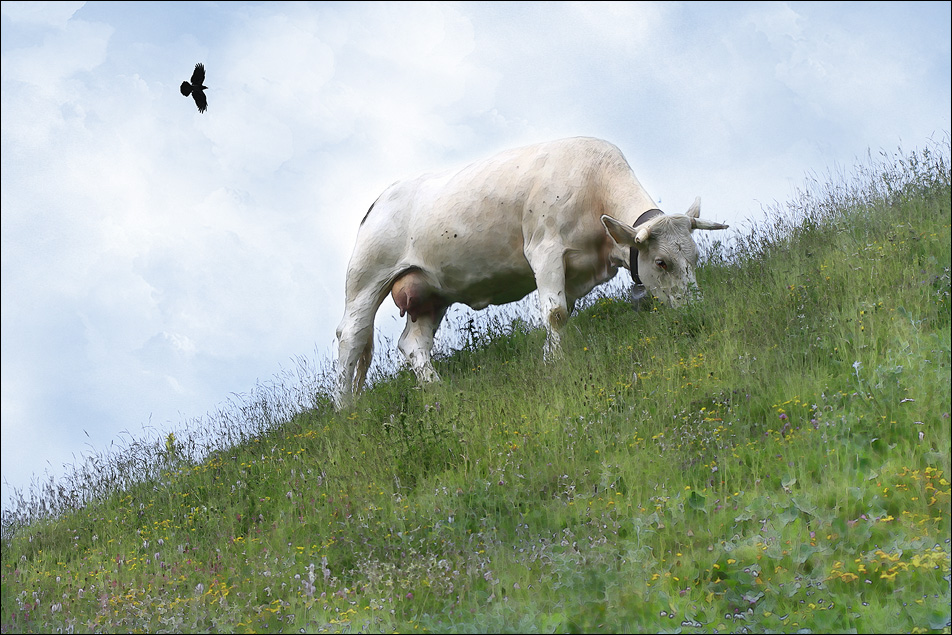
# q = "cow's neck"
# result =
<box><xmin>630</xmin><ymin>208</ymin><xmax>663</xmax><ymax>285</ymax></box>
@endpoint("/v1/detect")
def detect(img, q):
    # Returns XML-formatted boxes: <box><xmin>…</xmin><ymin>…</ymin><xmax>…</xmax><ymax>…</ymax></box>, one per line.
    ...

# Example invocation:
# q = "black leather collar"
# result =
<box><xmin>630</xmin><ymin>208</ymin><xmax>663</xmax><ymax>285</ymax></box>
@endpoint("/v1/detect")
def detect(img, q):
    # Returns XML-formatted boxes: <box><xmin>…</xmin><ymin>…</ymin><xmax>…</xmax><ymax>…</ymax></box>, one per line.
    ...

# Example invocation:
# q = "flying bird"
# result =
<box><xmin>180</xmin><ymin>63</ymin><xmax>208</xmax><ymax>113</ymax></box>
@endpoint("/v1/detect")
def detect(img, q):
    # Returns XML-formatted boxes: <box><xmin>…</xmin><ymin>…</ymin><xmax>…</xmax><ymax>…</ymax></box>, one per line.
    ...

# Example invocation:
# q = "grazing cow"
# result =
<box><xmin>334</xmin><ymin>137</ymin><xmax>728</xmax><ymax>409</ymax></box>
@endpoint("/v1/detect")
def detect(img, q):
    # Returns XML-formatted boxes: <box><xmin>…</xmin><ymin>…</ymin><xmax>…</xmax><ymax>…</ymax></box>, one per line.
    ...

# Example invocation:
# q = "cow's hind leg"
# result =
<box><xmin>335</xmin><ymin>285</ymin><xmax>390</xmax><ymax>410</ymax></box>
<box><xmin>397</xmin><ymin>305</ymin><xmax>447</xmax><ymax>384</ymax></box>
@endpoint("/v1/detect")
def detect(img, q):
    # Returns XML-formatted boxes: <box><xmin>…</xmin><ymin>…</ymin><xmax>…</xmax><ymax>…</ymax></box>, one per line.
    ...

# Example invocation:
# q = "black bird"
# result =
<box><xmin>180</xmin><ymin>63</ymin><xmax>208</xmax><ymax>113</ymax></box>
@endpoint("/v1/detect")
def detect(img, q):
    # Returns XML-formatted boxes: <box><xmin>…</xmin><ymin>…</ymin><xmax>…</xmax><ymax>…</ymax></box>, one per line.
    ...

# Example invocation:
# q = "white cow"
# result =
<box><xmin>334</xmin><ymin>137</ymin><xmax>728</xmax><ymax>409</ymax></box>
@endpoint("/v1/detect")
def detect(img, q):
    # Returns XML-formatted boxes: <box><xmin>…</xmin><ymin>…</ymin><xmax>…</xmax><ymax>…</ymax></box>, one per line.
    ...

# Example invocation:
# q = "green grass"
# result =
<box><xmin>2</xmin><ymin>138</ymin><xmax>950</xmax><ymax>633</ymax></box>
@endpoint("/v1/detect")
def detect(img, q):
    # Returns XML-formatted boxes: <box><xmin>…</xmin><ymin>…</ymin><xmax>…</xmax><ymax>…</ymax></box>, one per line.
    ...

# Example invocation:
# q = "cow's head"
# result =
<box><xmin>601</xmin><ymin>197</ymin><xmax>728</xmax><ymax>308</ymax></box>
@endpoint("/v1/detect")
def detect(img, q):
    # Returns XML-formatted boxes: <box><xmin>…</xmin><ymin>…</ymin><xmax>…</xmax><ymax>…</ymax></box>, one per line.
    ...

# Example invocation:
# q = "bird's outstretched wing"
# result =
<box><xmin>190</xmin><ymin>63</ymin><xmax>205</xmax><ymax>86</ymax></box>
<box><xmin>192</xmin><ymin>90</ymin><xmax>207</xmax><ymax>113</ymax></box>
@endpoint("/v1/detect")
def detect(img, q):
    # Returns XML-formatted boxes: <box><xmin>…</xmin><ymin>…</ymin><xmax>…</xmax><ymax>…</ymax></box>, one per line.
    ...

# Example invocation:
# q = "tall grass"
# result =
<box><xmin>2</xmin><ymin>137</ymin><xmax>949</xmax><ymax>633</ymax></box>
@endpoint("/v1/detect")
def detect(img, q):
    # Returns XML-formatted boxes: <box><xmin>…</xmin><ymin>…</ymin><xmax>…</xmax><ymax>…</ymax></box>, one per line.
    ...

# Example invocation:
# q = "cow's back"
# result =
<box><xmin>348</xmin><ymin>137</ymin><xmax>643</xmax><ymax>306</ymax></box>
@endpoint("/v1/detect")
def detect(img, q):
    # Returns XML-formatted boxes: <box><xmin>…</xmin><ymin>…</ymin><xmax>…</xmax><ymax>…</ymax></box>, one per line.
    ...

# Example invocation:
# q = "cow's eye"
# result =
<box><xmin>655</xmin><ymin>258</ymin><xmax>667</xmax><ymax>270</ymax></box>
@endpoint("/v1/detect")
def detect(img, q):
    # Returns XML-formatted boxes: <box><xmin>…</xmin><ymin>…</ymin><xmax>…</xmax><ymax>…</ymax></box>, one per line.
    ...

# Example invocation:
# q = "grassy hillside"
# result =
<box><xmin>2</xmin><ymin>140</ymin><xmax>950</xmax><ymax>633</ymax></box>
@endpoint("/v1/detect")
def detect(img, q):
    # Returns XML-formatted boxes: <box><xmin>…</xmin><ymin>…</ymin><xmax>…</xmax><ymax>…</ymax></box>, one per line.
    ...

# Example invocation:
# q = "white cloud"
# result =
<box><xmin>0</xmin><ymin>1</ymin><xmax>85</xmax><ymax>29</ymax></box>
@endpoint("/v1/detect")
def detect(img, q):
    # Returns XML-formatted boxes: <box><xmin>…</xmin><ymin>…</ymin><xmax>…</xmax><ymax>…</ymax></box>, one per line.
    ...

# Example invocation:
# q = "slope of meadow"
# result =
<box><xmin>2</xmin><ymin>140</ymin><xmax>950</xmax><ymax>633</ymax></box>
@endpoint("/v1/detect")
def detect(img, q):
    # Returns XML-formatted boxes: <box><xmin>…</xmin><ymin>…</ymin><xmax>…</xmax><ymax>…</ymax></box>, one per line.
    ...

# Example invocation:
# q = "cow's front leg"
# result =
<box><xmin>397</xmin><ymin>307</ymin><xmax>447</xmax><ymax>384</ymax></box>
<box><xmin>527</xmin><ymin>245</ymin><xmax>569</xmax><ymax>363</ymax></box>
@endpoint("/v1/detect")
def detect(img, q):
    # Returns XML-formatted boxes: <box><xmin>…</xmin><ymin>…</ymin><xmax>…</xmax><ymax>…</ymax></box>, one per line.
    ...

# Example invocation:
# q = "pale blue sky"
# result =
<box><xmin>2</xmin><ymin>1</ymin><xmax>950</xmax><ymax>508</ymax></box>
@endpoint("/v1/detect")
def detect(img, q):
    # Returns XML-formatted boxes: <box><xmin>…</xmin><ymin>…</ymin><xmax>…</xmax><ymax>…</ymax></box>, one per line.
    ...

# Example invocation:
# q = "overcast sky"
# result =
<box><xmin>2</xmin><ymin>1</ymin><xmax>949</xmax><ymax>509</ymax></box>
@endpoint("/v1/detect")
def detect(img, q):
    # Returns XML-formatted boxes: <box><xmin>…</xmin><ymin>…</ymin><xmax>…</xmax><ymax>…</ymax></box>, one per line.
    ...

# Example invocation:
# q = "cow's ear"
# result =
<box><xmin>686</xmin><ymin>196</ymin><xmax>701</xmax><ymax>219</ymax></box>
<box><xmin>601</xmin><ymin>214</ymin><xmax>639</xmax><ymax>246</ymax></box>
<box><xmin>685</xmin><ymin>197</ymin><xmax>729</xmax><ymax>231</ymax></box>
<box><xmin>691</xmin><ymin>217</ymin><xmax>730</xmax><ymax>231</ymax></box>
